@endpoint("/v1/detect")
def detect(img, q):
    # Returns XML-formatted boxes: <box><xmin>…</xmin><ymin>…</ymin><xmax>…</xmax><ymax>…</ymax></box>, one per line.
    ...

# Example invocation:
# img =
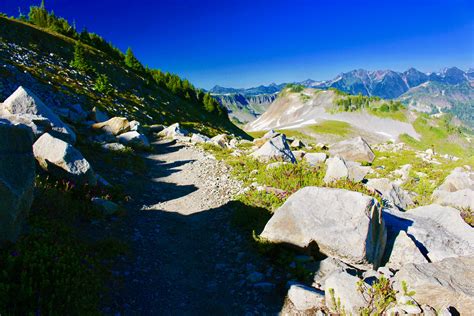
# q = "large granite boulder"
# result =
<box><xmin>383</xmin><ymin>204</ymin><xmax>474</xmax><ymax>262</ymax></box>
<box><xmin>92</xmin><ymin>117</ymin><xmax>130</xmax><ymax>135</ymax></box>
<box><xmin>250</xmin><ymin>134</ymin><xmax>296</xmax><ymax>163</ymax></box>
<box><xmin>385</xmin><ymin>230</ymin><xmax>428</xmax><ymax>269</ymax></box>
<box><xmin>0</xmin><ymin>120</ymin><xmax>35</xmax><ymax>242</ymax></box>
<box><xmin>260</xmin><ymin>187</ymin><xmax>386</xmax><ymax>268</ymax></box>
<box><xmin>324</xmin><ymin>156</ymin><xmax>370</xmax><ymax>183</ymax></box>
<box><xmin>1</xmin><ymin>86</ymin><xmax>76</xmax><ymax>143</ymax></box>
<box><xmin>0</xmin><ymin>112</ymin><xmax>52</xmax><ymax>139</ymax></box>
<box><xmin>116</xmin><ymin>131</ymin><xmax>150</xmax><ymax>149</ymax></box>
<box><xmin>433</xmin><ymin>167</ymin><xmax>474</xmax><ymax>209</ymax></box>
<box><xmin>191</xmin><ymin>133</ymin><xmax>210</xmax><ymax>144</ymax></box>
<box><xmin>284</xmin><ymin>283</ymin><xmax>324</xmax><ymax>312</ymax></box>
<box><xmin>324</xmin><ymin>270</ymin><xmax>367</xmax><ymax>314</ymax></box>
<box><xmin>393</xmin><ymin>256</ymin><xmax>474</xmax><ymax>315</ymax></box>
<box><xmin>209</xmin><ymin>134</ymin><xmax>230</xmax><ymax>148</ymax></box>
<box><xmin>158</xmin><ymin>123</ymin><xmax>187</xmax><ymax>138</ymax></box>
<box><xmin>33</xmin><ymin>133</ymin><xmax>96</xmax><ymax>185</ymax></box>
<box><xmin>329</xmin><ymin>136</ymin><xmax>375</xmax><ymax>163</ymax></box>
<box><xmin>365</xmin><ymin>178</ymin><xmax>413</xmax><ymax>210</ymax></box>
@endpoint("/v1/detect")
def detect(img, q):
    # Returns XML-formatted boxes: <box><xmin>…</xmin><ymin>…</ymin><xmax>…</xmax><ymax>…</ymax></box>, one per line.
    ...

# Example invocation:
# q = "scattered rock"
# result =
<box><xmin>209</xmin><ymin>134</ymin><xmax>230</xmax><ymax>148</ymax></box>
<box><xmin>323</xmin><ymin>156</ymin><xmax>348</xmax><ymax>183</ymax></box>
<box><xmin>324</xmin><ymin>270</ymin><xmax>367</xmax><ymax>314</ymax></box>
<box><xmin>433</xmin><ymin>167</ymin><xmax>474</xmax><ymax>209</ymax></box>
<box><xmin>90</xmin><ymin>106</ymin><xmax>109</xmax><ymax>123</ymax></box>
<box><xmin>312</xmin><ymin>257</ymin><xmax>351</xmax><ymax>290</ymax></box>
<box><xmin>0</xmin><ymin>120</ymin><xmax>35</xmax><ymax>242</ymax></box>
<box><xmin>92</xmin><ymin>117</ymin><xmax>131</xmax><ymax>136</ymax></box>
<box><xmin>129</xmin><ymin>120</ymin><xmax>140</xmax><ymax>131</ymax></box>
<box><xmin>304</xmin><ymin>152</ymin><xmax>327</xmax><ymax>166</ymax></box>
<box><xmin>329</xmin><ymin>136</ymin><xmax>375</xmax><ymax>163</ymax></box>
<box><xmin>33</xmin><ymin>133</ymin><xmax>96</xmax><ymax>185</ymax></box>
<box><xmin>250</xmin><ymin>134</ymin><xmax>296</xmax><ymax>163</ymax></box>
<box><xmin>266</xmin><ymin>162</ymin><xmax>288</xmax><ymax>170</ymax></box>
<box><xmin>393</xmin><ymin>256</ymin><xmax>474</xmax><ymax>315</ymax></box>
<box><xmin>158</xmin><ymin>123</ymin><xmax>187</xmax><ymax>138</ymax></box>
<box><xmin>116</xmin><ymin>131</ymin><xmax>150</xmax><ymax>149</ymax></box>
<box><xmin>365</xmin><ymin>178</ymin><xmax>413</xmax><ymax>210</ymax></box>
<box><xmin>346</xmin><ymin>161</ymin><xmax>371</xmax><ymax>183</ymax></box>
<box><xmin>101</xmin><ymin>142</ymin><xmax>127</xmax><ymax>152</ymax></box>
<box><xmin>290</xmin><ymin>139</ymin><xmax>305</xmax><ymax>149</ymax></box>
<box><xmin>260</xmin><ymin>187</ymin><xmax>386</xmax><ymax>268</ymax></box>
<box><xmin>385</xmin><ymin>230</ymin><xmax>428</xmax><ymax>269</ymax></box>
<box><xmin>1</xmin><ymin>86</ymin><xmax>76</xmax><ymax>143</ymax></box>
<box><xmin>287</xmin><ymin>283</ymin><xmax>324</xmax><ymax>311</ymax></box>
<box><xmin>191</xmin><ymin>133</ymin><xmax>210</xmax><ymax>144</ymax></box>
<box><xmin>148</xmin><ymin>124</ymin><xmax>165</xmax><ymax>133</ymax></box>
<box><xmin>292</xmin><ymin>150</ymin><xmax>306</xmax><ymax>161</ymax></box>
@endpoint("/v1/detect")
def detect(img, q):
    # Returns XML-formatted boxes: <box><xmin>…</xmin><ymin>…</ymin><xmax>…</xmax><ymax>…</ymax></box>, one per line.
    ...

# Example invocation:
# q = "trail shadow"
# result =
<box><xmin>107</xmin><ymin>199</ymin><xmax>287</xmax><ymax>315</ymax></box>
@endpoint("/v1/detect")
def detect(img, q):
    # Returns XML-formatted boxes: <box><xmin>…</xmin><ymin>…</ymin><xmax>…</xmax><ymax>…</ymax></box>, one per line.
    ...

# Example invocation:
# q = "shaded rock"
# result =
<box><xmin>148</xmin><ymin>124</ymin><xmax>165</xmax><ymax>133</ymax></box>
<box><xmin>383</xmin><ymin>205</ymin><xmax>474</xmax><ymax>262</ymax></box>
<box><xmin>2</xmin><ymin>86</ymin><xmax>76</xmax><ymax>143</ymax></box>
<box><xmin>67</xmin><ymin>103</ymin><xmax>88</xmax><ymax>123</ymax></box>
<box><xmin>92</xmin><ymin>117</ymin><xmax>131</xmax><ymax>135</ymax></box>
<box><xmin>261</xmin><ymin>187</ymin><xmax>386</xmax><ymax>268</ymax></box>
<box><xmin>292</xmin><ymin>150</ymin><xmax>306</xmax><ymax>161</ymax></box>
<box><xmin>386</xmin><ymin>230</ymin><xmax>428</xmax><ymax>269</ymax></box>
<box><xmin>158</xmin><ymin>123</ymin><xmax>187</xmax><ymax>138</ymax></box>
<box><xmin>250</xmin><ymin>134</ymin><xmax>296</xmax><ymax>163</ymax></box>
<box><xmin>329</xmin><ymin>136</ymin><xmax>375</xmax><ymax>163</ymax></box>
<box><xmin>116</xmin><ymin>131</ymin><xmax>150</xmax><ymax>149</ymax></box>
<box><xmin>191</xmin><ymin>133</ymin><xmax>210</xmax><ymax>144</ymax></box>
<box><xmin>304</xmin><ymin>152</ymin><xmax>326</xmax><ymax>166</ymax></box>
<box><xmin>323</xmin><ymin>156</ymin><xmax>348</xmax><ymax>183</ymax></box>
<box><xmin>0</xmin><ymin>120</ymin><xmax>35</xmax><ymax>242</ymax></box>
<box><xmin>33</xmin><ymin>133</ymin><xmax>96</xmax><ymax>185</ymax></box>
<box><xmin>312</xmin><ymin>257</ymin><xmax>351</xmax><ymax>290</ymax></box>
<box><xmin>324</xmin><ymin>271</ymin><xmax>366</xmax><ymax>314</ymax></box>
<box><xmin>0</xmin><ymin>112</ymin><xmax>51</xmax><ymax>139</ymax></box>
<box><xmin>290</xmin><ymin>139</ymin><xmax>305</xmax><ymax>149</ymax></box>
<box><xmin>90</xmin><ymin>106</ymin><xmax>109</xmax><ymax>123</ymax></box>
<box><xmin>287</xmin><ymin>283</ymin><xmax>324</xmax><ymax>311</ymax></box>
<box><xmin>91</xmin><ymin>197</ymin><xmax>121</xmax><ymax>216</ymax></box>
<box><xmin>393</xmin><ymin>256</ymin><xmax>474</xmax><ymax>315</ymax></box>
<box><xmin>433</xmin><ymin>167</ymin><xmax>474</xmax><ymax>209</ymax></box>
<box><xmin>101</xmin><ymin>142</ymin><xmax>126</xmax><ymax>152</ymax></box>
<box><xmin>346</xmin><ymin>161</ymin><xmax>370</xmax><ymax>183</ymax></box>
<box><xmin>365</xmin><ymin>178</ymin><xmax>413</xmax><ymax>210</ymax></box>
<box><xmin>209</xmin><ymin>134</ymin><xmax>230</xmax><ymax>148</ymax></box>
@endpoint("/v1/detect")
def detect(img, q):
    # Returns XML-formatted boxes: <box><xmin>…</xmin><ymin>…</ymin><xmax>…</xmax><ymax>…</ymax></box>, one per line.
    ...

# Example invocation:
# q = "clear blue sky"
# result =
<box><xmin>1</xmin><ymin>0</ymin><xmax>473</xmax><ymax>89</ymax></box>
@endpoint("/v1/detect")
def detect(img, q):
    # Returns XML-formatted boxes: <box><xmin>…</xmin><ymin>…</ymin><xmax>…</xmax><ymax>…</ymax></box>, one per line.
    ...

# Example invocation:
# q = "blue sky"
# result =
<box><xmin>1</xmin><ymin>0</ymin><xmax>473</xmax><ymax>89</ymax></box>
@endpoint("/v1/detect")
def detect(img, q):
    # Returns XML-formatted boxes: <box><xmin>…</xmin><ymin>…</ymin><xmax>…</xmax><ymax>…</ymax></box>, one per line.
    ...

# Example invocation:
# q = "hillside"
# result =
<box><xmin>211</xmin><ymin>93</ymin><xmax>276</xmax><ymax>124</ymax></box>
<box><xmin>0</xmin><ymin>16</ymin><xmax>247</xmax><ymax>138</ymax></box>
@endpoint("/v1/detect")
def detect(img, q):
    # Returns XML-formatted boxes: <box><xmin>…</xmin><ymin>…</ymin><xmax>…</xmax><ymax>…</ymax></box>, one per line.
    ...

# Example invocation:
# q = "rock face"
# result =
<box><xmin>323</xmin><ymin>156</ymin><xmax>348</xmax><ymax>183</ymax></box>
<box><xmin>433</xmin><ymin>167</ymin><xmax>474</xmax><ymax>209</ymax></box>
<box><xmin>386</xmin><ymin>230</ymin><xmax>428</xmax><ymax>269</ymax></box>
<box><xmin>116</xmin><ymin>131</ymin><xmax>150</xmax><ymax>148</ymax></box>
<box><xmin>393</xmin><ymin>256</ymin><xmax>474</xmax><ymax>315</ymax></box>
<box><xmin>286</xmin><ymin>283</ymin><xmax>324</xmax><ymax>311</ymax></box>
<box><xmin>92</xmin><ymin>117</ymin><xmax>130</xmax><ymax>135</ymax></box>
<box><xmin>324</xmin><ymin>270</ymin><xmax>367</xmax><ymax>314</ymax></box>
<box><xmin>0</xmin><ymin>112</ymin><xmax>52</xmax><ymax>139</ymax></box>
<box><xmin>250</xmin><ymin>134</ymin><xmax>296</xmax><ymax>163</ymax></box>
<box><xmin>90</xmin><ymin>107</ymin><xmax>109</xmax><ymax>123</ymax></box>
<box><xmin>0</xmin><ymin>120</ymin><xmax>35</xmax><ymax>242</ymax></box>
<box><xmin>365</xmin><ymin>178</ymin><xmax>413</xmax><ymax>210</ymax></box>
<box><xmin>329</xmin><ymin>136</ymin><xmax>375</xmax><ymax>163</ymax></box>
<box><xmin>1</xmin><ymin>86</ymin><xmax>76</xmax><ymax>143</ymax></box>
<box><xmin>158</xmin><ymin>123</ymin><xmax>187</xmax><ymax>138</ymax></box>
<box><xmin>33</xmin><ymin>133</ymin><xmax>96</xmax><ymax>185</ymax></box>
<box><xmin>261</xmin><ymin>187</ymin><xmax>386</xmax><ymax>268</ymax></box>
<box><xmin>383</xmin><ymin>205</ymin><xmax>474</xmax><ymax>262</ymax></box>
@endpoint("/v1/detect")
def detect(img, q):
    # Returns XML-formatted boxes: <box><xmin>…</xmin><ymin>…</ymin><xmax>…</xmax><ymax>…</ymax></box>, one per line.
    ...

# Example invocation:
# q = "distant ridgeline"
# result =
<box><xmin>0</xmin><ymin>1</ymin><xmax>246</xmax><ymax>137</ymax></box>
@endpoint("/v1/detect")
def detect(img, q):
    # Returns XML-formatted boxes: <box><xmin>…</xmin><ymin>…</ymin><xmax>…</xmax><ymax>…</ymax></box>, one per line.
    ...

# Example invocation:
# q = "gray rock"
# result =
<box><xmin>0</xmin><ymin>112</ymin><xmax>52</xmax><ymax>139</ymax></box>
<box><xmin>262</xmin><ymin>129</ymin><xmax>280</xmax><ymax>139</ymax></box>
<box><xmin>329</xmin><ymin>136</ymin><xmax>375</xmax><ymax>163</ymax></box>
<box><xmin>92</xmin><ymin>117</ymin><xmax>131</xmax><ymax>136</ymax></box>
<box><xmin>290</xmin><ymin>139</ymin><xmax>305</xmax><ymax>149</ymax></box>
<box><xmin>383</xmin><ymin>205</ymin><xmax>474</xmax><ymax>262</ymax></box>
<box><xmin>346</xmin><ymin>161</ymin><xmax>370</xmax><ymax>183</ymax></box>
<box><xmin>101</xmin><ymin>142</ymin><xmax>127</xmax><ymax>152</ymax></box>
<box><xmin>287</xmin><ymin>283</ymin><xmax>324</xmax><ymax>311</ymax></box>
<box><xmin>312</xmin><ymin>257</ymin><xmax>351</xmax><ymax>290</ymax></box>
<box><xmin>116</xmin><ymin>131</ymin><xmax>150</xmax><ymax>149</ymax></box>
<box><xmin>433</xmin><ymin>189</ymin><xmax>474</xmax><ymax>210</ymax></box>
<box><xmin>266</xmin><ymin>162</ymin><xmax>288</xmax><ymax>170</ymax></box>
<box><xmin>292</xmin><ymin>150</ymin><xmax>306</xmax><ymax>161</ymax></box>
<box><xmin>304</xmin><ymin>152</ymin><xmax>327</xmax><ymax>166</ymax></box>
<box><xmin>191</xmin><ymin>133</ymin><xmax>210</xmax><ymax>144</ymax></box>
<box><xmin>158</xmin><ymin>123</ymin><xmax>187</xmax><ymax>138</ymax></box>
<box><xmin>324</xmin><ymin>270</ymin><xmax>367</xmax><ymax>314</ymax></box>
<box><xmin>386</xmin><ymin>230</ymin><xmax>428</xmax><ymax>270</ymax></box>
<box><xmin>393</xmin><ymin>256</ymin><xmax>474</xmax><ymax>315</ymax></box>
<box><xmin>261</xmin><ymin>187</ymin><xmax>386</xmax><ymax>268</ymax></box>
<box><xmin>33</xmin><ymin>133</ymin><xmax>96</xmax><ymax>185</ymax></box>
<box><xmin>91</xmin><ymin>197</ymin><xmax>121</xmax><ymax>216</ymax></box>
<box><xmin>2</xmin><ymin>86</ymin><xmax>76</xmax><ymax>143</ymax></box>
<box><xmin>129</xmin><ymin>120</ymin><xmax>140</xmax><ymax>131</ymax></box>
<box><xmin>365</xmin><ymin>178</ymin><xmax>413</xmax><ymax>210</ymax></box>
<box><xmin>250</xmin><ymin>134</ymin><xmax>296</xmax><ymax>163</ymax></box>
<box><xmin>209</xmin><ymin>134</ymin><xmax>230</xmax><ymax>148</ymax></box>
<box><xmin>323</xmin><ymin>156</ymin><xmax>348</xmax><ymax>183</ymax></box>
<box><xmin>0</xmin><ymin>120</ymin><xmax>35</xmax><ymax>242</ymax></box>
<box><xmin>433</xmin><ymin>167</ymin><xmax>474</xmax><ymax>209</ymax></box>
<box><xmin>148</xmin><ymin>124</ymin><xmax>165</xmax><ymax>133</ymax></box>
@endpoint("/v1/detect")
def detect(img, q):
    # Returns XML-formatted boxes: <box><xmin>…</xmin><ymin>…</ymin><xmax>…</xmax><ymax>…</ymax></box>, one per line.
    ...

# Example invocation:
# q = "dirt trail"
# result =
<box><xmin>106</xmin><ymin>139</ymin><xmax>285</xmax><ymax>315</ymax></box>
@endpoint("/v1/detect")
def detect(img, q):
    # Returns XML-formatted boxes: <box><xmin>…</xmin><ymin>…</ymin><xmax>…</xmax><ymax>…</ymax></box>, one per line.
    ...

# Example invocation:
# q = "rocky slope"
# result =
<box><xmin>212</xmin><ymin>93</ymin><xmax>277</xmax><ymax>124</ymax></box>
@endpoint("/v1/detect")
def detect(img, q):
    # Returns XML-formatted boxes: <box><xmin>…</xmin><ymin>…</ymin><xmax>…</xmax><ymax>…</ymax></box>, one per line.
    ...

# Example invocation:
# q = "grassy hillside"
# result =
<box><xmin>0</xmin><ymin>16</ymin><xmax>248</xmax><ymax>138</ymax></box>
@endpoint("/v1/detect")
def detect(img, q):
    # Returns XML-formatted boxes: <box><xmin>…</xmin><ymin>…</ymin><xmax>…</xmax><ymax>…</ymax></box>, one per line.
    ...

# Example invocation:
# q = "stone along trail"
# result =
<box><xmin>108</xmin><ymin>139</ymin><xmax>285</xmax><ymax>315</ymax></box>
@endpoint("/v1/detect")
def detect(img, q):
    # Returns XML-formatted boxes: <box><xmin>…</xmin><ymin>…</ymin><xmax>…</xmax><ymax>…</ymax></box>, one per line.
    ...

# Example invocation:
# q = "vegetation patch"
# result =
<box><xmin>307</xmin><ymin>120</ymin><xmax>353</xmax><ymax>136</ymax></box>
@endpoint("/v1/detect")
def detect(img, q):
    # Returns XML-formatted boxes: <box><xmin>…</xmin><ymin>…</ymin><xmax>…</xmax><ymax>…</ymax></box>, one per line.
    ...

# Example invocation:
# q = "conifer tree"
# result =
<box><xmin>124</xmin><ymin>47</ymin><xmax>144</xmax><ymax>72</ymax></box>
<box><xmin>70</xmin><ymin>41</ymin><xmax>92</xmax><ymax>73</ymax></box>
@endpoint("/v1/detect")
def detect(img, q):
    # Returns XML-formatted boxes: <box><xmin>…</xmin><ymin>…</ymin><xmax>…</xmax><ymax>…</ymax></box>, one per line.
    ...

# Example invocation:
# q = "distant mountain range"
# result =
<box><xmin>210</xmin><ymin>67</ymin><xmax>474</xmax><ymax>127</ymax></box>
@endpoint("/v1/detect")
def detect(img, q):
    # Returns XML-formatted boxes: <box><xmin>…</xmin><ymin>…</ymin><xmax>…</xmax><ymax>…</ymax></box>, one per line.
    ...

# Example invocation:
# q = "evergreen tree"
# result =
<box><xmin>28</xmin><ymin>0</ymin><xmax>48</xmax><ymax>27</ymax></box>
<box><xmin>94</xmin><ymin>73</ymin><xmax>112</xmax><ymax>95</ymax></box>
<box><xmin>124</xmin><ymin>47</ymin><xmax>144</xmax><ymax>72</ymax></box>
<box><xmin>70</xmin><ymin>41</ymin><xmax>92</xmax><ymax>73</ymax></box>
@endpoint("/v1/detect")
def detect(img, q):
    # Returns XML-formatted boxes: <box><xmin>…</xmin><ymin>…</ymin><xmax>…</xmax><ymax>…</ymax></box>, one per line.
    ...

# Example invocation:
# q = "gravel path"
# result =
<box><xmin>106</xmin><ymin>139</ymin><xmax>286</xmax><ymax>315</ymax></box>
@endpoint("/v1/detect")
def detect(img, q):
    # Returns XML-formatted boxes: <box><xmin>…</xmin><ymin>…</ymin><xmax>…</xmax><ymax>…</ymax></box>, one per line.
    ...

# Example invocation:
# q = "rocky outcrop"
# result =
<box><xmin>304</xmin><ymin>152</ymin><xmax>327</xmax><ymax>166</ymax></box>
<box><xmin>209</xmin><ymin>134</ymin><xmax>230</xmax><ymax>148</ymax></box>
<box><xmin>1</xmin><ymin>86</ymin><xmax>76</xmax><ymax>143</ymax></box>
<box><xmin>365</xmin><ymin>178</ymin><xmax>413</xmax><ymax>210</ymax></box>
<box><xmin>324</xmin><ymin>270</ymin><xmax>367</xmax><ymax>314</ymax></box>
<box><xmin>33</xmin><ymin>133</ymin><xmax>96</xmax><ymax>185</ymax></box>
<box><xmin>191</xmin><ymin>133</ymin><xmax>210</xmax><ymax>144</ymax></box>
<box><xmin>261</xmin><ymin>187</ymin><xmax>386</xmax><ymax>268</ymax></box>
<box><xmin>323</xmin><ymin>156</ymin><xmax>369</xmax><ymax>183</ymax></box>
<box><xmin>433</xmin><ymin>166</ymin><xmax>474</xmax><ymax>209</ymax></box>
<box><xmin>250</xmin><ymin>134</ymin><xmax>296</xmax><ymax>163</ymax></box>
<box><xmin>393</xmin><ymin>256</ymin><xmax>474</xmax><ymax>315</ymax></box>
<box><xmin>0</xmin><ymin>120</ymin><xmax>35</xmax><ymax>242</ymax></box>
<box><xmin>92</xmin><ymin>117</ymin><xmax>131</xmax><ymax>136</ymax></box>
<box><xmin>329</xmin><ymin>136</ymin><xmax>375</xmax><ymax>163</ymax></box>
<box><xmin>158</xmin><ymin>123</ymin><xmax>187</xmax><ymax>139</ymax></box>
<box><xmin>383</xmin><ymin>205</ymin><xmax>474</xmax><ymax>262</ymax></box>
